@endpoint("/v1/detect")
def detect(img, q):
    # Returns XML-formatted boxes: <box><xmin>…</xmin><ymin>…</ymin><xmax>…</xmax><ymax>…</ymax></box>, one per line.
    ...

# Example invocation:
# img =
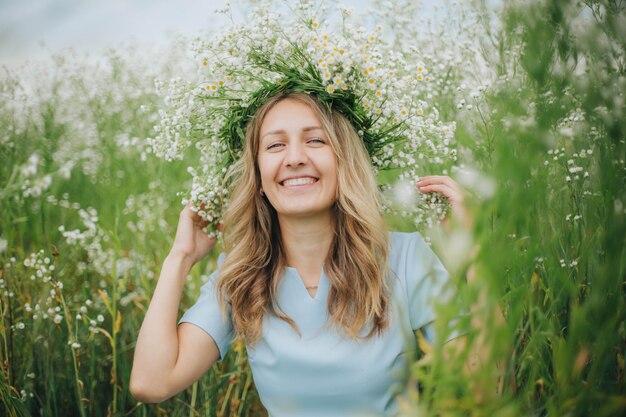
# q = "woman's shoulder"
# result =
<box><xmin>388</xmin><ymin>231</ymin><xmax>429</xmax><ymax>256</ymax></box>
<box><xmin>216</xmin><ymin>252</ymin><xmax>227</xmax><ymax>267</ymax></box>
<box><xmin>387</xmin><ymin>231</ymin><xmax>443</xmax><ymax>277</ymax></box>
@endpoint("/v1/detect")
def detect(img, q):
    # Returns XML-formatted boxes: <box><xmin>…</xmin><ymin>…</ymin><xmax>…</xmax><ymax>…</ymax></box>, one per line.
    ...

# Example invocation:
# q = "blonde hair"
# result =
<box><xmin>216</xmin><ymin>92</ymin><xmax>390</xmax><ymax>345</ymax></box>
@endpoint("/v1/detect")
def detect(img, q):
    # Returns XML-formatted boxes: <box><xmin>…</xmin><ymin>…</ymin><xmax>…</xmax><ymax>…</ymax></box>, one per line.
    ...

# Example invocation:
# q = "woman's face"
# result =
<box><xmin>257</xmin><ymin>98</ymin><xmax>338</xmax><ymax>220</ymax></box>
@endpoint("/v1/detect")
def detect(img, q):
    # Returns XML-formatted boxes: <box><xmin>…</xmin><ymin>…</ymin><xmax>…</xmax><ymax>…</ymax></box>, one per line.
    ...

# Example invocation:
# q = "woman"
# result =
<box><xmin>130</xmin><ymin>92</ymin><xmax>467</xmax><ymax>416</ymax></box>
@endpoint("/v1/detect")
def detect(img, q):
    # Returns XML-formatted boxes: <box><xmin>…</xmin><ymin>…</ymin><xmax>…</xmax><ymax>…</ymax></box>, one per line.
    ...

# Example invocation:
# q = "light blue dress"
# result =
<box><xmin>179</xmin><ymin>231</ymin><xmax>454</xmax><ymax>417</ymax></box>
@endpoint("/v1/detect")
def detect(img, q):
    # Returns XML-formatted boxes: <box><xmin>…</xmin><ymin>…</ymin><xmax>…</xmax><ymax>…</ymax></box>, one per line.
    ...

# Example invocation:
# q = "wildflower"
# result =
<box><xmin>151</xmin><ymin>4</ymin><xmax>457</xmax><ymax>234</ymax></box>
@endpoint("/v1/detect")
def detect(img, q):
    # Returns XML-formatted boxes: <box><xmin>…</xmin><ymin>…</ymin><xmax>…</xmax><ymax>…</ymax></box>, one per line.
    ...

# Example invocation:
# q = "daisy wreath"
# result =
<box><xmin>149</xmin><ymin>2</ymin><xmax>457</xmax><ymax>236</ymax></box>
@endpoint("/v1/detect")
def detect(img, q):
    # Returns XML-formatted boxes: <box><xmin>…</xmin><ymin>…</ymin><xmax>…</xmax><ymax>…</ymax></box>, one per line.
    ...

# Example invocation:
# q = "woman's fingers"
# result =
<box><xmin>417</xmin><ymin>183</ymin><xmax>457</xmax><ymax>199</ymax></box>
<box><xmin>417</xmin><ymin>175</ymin><xmax>459</xmax><ymax>188</ymax></box>
<box><xmin>417</xmin><ymin>177</ymin><xmax>463</xmax><ymax>204</ymax></box>
<box><xmin>172</xmin><ymin>201</ymin><xmax>217</xmax><ymax>265</ymax></box>
<box><xmin>181</xmin><ymin>202</ymin><xmax>211</xmax><ymax>229</ymax></box>
<box><xmin>417</xmin><ymin>176</ymin><xmax>464</xmax><ymax>196</ymax></box>
<box><xmin>416</xmin><ymin>175</ymin><xmax>470</xmax><ymax>227</ymax></box>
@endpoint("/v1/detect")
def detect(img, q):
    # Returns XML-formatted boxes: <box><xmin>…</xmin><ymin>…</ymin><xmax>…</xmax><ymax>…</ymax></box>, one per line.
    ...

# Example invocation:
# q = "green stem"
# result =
<box><xmin>237</xmin><ymin>373</ymin><xmax>251</xmax><ymax>416</ymax></box>
<box><xmin>111</xmin><ymin>261</ymin><xmax>118</xmax><ymax>416</ymax></box>
<box><xmin>190</xmin><ymin>381</ymin><xmax>198</xmax><ymax>417</ymax></box>
<box><xmin>0</xmin><ymin>295</ymin><xmax>11</xmax><ymax>387</ymax></box>
<box><xmin>59</xmin><ymin>291</ymin><xmax>87</xmax><ymax>417</ymax></box>
<box><xmin>220</xmin><ymin>379</ymin><xmax>234</xmax><ymax>417</ymax></box>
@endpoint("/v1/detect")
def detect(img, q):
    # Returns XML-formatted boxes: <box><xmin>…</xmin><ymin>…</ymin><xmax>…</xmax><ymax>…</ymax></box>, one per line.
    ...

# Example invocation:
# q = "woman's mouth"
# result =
<box><xmin>280</xmin><ymin>177</ymin><xmax>319</xmax><ymax>187</ymax></box>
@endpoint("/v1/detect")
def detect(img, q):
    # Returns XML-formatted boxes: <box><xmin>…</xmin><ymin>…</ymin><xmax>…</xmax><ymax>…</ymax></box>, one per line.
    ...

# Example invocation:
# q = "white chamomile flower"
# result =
<box><xmin>150</xmin><ymin>3</ymin><xmax>457</xmax><ymax>233</ymax></box>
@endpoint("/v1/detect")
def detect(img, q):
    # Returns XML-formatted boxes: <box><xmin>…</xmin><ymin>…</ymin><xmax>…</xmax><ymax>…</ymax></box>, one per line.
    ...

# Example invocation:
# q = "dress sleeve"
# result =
<box><xmin>396</xmin><ymin>232</ymin><xmax>455</xmax><ymax>344</ymax></box>
<box><xmin>178</xmin><ymin>253</ymin><xmax>234</xmax><ymax>359</ymax></box>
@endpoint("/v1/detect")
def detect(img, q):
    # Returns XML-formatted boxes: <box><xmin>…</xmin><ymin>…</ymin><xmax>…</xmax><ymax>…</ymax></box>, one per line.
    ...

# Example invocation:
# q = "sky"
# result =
<box><xmin>0</xmin><ymin>0</ymin><xmax>373</xmax><ymax>67</ymax></box>
<box><xmin>0</xmin><ymin>0</ymin><xmax>223</xmax><ymax>66</ymax></box>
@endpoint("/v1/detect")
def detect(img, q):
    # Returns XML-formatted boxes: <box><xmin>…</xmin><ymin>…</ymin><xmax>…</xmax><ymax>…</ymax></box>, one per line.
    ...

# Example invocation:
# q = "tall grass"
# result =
<box><xmin>404</xmin><ymin>1</ymin><xmax>626</xmax><ymax>416</ymax></box>
<box><xmin>1</xmin><ymin>1</ymin><xmax>624</xmax><ymax>416</ymax></box>
<box><xmin>0</xmin><ymin>43</ymin><xmax>265</xmax><ymax>416</ymax></box>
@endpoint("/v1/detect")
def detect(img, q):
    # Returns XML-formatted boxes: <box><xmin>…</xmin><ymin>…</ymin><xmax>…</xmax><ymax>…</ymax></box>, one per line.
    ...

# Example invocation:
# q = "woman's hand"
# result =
<box><xmin>416</xmin><ymin>175</ymin><xmax>469</xmax><ymax>228</ymax></box>
<box><xmin>168</xmin><ymin>202</ymin><xmax>217</xmax><ymax>266</ymax></box>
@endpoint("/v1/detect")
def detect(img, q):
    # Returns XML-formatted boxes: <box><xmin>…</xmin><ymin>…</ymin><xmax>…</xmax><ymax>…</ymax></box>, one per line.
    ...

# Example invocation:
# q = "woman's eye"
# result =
<box><xmin>308</xmin><ymin>138</ymin><xmax>325</xmax><ymax>144</ymax></box>
<box><xmin>267</xmin><ymin>143</ymin><xmax>284</xmax><ymax>150</ymax></box>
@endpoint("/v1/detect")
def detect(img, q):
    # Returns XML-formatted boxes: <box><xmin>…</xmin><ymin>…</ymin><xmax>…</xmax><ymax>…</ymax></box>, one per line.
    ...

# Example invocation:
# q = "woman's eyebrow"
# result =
<box><xmin>261</xmin><ymin>126</ymin><xmax>323</xmax><ymax>139</ymax></box>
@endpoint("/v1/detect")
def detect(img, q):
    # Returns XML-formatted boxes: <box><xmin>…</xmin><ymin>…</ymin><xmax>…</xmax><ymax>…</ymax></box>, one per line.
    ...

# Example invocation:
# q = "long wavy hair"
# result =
<box><xmin>216</xmin><ymin>92</ymin><xmax>390</xmax><ymax>345</ymax></box>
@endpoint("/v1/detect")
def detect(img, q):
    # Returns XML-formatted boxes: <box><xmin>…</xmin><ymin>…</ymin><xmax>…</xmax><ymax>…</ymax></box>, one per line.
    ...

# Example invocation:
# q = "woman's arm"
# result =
<box><xmin>129</xmin><ymin>204</ymin><xmax>220</xmax><ymax>403</ymax></box>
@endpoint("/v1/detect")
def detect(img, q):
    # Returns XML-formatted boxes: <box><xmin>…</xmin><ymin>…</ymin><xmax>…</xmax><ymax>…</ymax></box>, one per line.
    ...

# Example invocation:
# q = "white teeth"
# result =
<box><xmin>282</xmin><ymin>177</ymin><xmax>317</xmax><ymax>186</ymax></box>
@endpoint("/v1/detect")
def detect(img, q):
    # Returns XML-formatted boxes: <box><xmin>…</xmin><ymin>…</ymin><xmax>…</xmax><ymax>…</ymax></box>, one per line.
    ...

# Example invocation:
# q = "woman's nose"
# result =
<box><xmin>284</xmin><ymin>142</ymin><xmax>308</xmax><ymax>167</ymax></box>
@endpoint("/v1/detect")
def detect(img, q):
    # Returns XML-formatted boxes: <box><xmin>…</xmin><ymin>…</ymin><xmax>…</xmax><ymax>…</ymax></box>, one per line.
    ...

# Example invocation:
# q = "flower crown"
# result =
<box><xmin>149</xmin><ymin>2</ymin><xmax>457</xmax><ymax>236</ymax></box>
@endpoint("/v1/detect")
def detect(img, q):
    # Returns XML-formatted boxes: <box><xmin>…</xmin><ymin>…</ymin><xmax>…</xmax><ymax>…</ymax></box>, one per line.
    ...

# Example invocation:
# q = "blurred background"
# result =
<box><xmin>0</xmin><ymin>0</ymin><xmax>401</xmax><ymax>67</ymax></box>
<box><xmin>0</xmin><ymin>0</ymin><xmax>225</xmax><ymax>66</ymax></box>
<box><xmin>1</xmin><ymin>1</ymin><xmax>624</xmax><ymax>417</ymax></box>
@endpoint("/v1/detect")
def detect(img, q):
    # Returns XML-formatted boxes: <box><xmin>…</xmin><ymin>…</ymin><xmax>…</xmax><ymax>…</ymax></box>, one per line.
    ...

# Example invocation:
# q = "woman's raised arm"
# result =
<box><xmin>129</xmin><ymin>204</ymin><xmax>220</xmax><ymax>403</ymax></box>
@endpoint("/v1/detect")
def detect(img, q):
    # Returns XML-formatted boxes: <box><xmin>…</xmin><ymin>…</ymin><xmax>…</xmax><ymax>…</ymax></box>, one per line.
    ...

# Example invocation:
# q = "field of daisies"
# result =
<box><xmin>1</xmin><ymin>1</ymin><xmax>624</xmax><ymax>416</ymax></box>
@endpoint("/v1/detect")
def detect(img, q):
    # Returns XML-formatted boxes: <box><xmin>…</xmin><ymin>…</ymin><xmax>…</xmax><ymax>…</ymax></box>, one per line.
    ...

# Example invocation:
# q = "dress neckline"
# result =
<box><xmin>285</xmin><ymin>266</ymin><xmax>328</xmax><ymax>301</ymax></box>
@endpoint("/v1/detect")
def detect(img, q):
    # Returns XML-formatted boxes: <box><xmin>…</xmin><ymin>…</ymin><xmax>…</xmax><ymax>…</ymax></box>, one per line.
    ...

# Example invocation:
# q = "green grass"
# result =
<box><xmin>1</xmin><ymin>1</ymin><xmax>625</xmax><ymax>416</ymax></box>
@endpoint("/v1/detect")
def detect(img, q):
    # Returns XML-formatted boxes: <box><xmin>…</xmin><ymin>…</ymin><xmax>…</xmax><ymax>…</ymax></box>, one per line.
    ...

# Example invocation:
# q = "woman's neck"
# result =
<box><xmin>278</xmin><ymin>211</ymin><xmax>334</xmax><ymax>276</ymax></box>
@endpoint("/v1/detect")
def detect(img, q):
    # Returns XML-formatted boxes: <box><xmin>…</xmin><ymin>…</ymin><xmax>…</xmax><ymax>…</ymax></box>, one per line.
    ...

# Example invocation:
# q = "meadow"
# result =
<box><xmin>1</xmin><ymin>1</ymin><xmax>624</xmax><ymax>416</ymax></box>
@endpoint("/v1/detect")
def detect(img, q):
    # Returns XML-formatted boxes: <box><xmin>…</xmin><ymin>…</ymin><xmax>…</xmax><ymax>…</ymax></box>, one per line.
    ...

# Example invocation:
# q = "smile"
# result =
<box><xmin>280</xmin><ymin>177</ymin><xmax>319</xmax><ymax>187</ymax></box>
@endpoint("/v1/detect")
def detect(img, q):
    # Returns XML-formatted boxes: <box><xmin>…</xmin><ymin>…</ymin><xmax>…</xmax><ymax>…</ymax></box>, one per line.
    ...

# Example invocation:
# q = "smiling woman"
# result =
<box><xmin>130</xmin><ymin>4</ymin><xmax>467</xmax><ymax>415</ymax></box>
<box><xmin>130</xmin><ymin>91</ymin><xmax>464</xmax><ymax>416</ymax></box>
<box><xmin>217</xmin><ymin>92</ymin><xmax>390</xmax><ymax>340</ymax></box>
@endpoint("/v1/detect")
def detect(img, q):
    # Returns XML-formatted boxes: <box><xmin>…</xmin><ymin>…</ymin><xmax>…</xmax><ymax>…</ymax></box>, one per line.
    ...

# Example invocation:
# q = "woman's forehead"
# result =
<box><xmin>260</xmin><ymin>98</ymin><xmax>323</xmax><ymax>134</ymax></box>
